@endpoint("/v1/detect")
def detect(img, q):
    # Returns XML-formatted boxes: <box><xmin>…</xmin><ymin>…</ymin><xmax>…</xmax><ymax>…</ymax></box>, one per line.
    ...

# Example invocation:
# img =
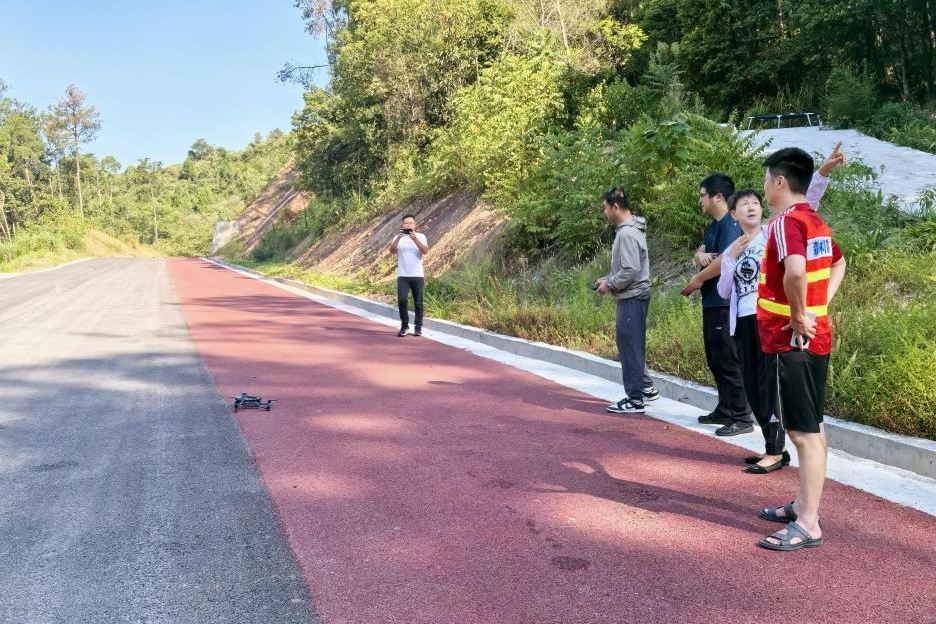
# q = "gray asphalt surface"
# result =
<box><xmin>0</xmin><ymin>259</ymin><xmax>319</xmax><ymax>624</ymax></box>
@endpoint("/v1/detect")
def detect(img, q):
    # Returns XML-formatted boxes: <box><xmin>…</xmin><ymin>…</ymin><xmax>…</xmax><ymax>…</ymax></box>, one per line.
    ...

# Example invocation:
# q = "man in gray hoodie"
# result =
<box><xmin>596</xmin><ymin>187</ymin><xmax>659</xmax><ymax>414</ymax></box>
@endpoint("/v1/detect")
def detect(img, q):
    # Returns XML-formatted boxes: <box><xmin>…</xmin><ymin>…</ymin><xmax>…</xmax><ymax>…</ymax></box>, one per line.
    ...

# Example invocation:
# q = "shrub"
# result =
<box><xmin>251</xmin><ymin>220</ymin><xmax>310</xmax><ymax>261</ymax></box>
<box><xmin>824</xmin><ymin>67</ymin><xmax>877</xmax><ymax>127</ymax></box>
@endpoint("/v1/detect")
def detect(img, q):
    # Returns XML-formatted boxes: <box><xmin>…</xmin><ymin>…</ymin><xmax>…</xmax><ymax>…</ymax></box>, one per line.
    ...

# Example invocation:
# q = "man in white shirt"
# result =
<box><xmin>389</xmin><ymin>214</ymin><xmax>430</xmax><ymax>337</ymax></box>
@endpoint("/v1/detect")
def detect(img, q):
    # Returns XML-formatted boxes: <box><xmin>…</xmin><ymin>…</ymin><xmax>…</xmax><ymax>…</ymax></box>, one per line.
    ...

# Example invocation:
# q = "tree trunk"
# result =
<box><xmin>925</xmin><ymin>0</ymin><xmax>936</xmax><ymax>98</ymax></box>
<box><xmin>75</xmin><ymin>148</ymin><xmax>84</xmax><ymax>217</ymax></box>
<box><xmin>0</xmin><ymin>191</ymin><xmax>12</xmax><ymax>243</ymax></box>
<box><xmin>151</xmin><ymin>195</ymin><xmax>159</xmax><ymax>248</ymax></box>
<box><xmin>554</xmin><ymin>0</ymin><xmax>571</xmax><ymax>61</ymax></box>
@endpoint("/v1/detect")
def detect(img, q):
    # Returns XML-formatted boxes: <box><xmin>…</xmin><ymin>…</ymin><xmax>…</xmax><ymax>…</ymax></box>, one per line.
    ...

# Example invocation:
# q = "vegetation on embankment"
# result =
<box><xmin>0</xmin><ymin>81</ymin><xmax>291</xmax><ymax>269</ymax></box>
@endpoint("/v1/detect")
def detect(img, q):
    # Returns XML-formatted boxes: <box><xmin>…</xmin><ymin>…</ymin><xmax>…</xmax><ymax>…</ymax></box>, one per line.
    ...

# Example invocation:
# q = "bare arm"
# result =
<box><xmin>782</xmin><ymin>254</ymin><xmax>814</xmax><ymax>345</ymax></box>
<box><xmin>389</xmin><ymin>233</ymin><xmax>403</xmax><ymax>254</ymax></box>
<box><xmin>827</xmin><ymin>256</ymin><xmax>846</xmax><ymax>302</ymax></box>
<box><xmin>694</xmin><ymin>244</ymin><xmax>715</xmax><ymax>267</ymax></box>
<box><xmin>411</xmin><ymin>233</ymin><xmax>429</xmax><ymax>255</ymax></box>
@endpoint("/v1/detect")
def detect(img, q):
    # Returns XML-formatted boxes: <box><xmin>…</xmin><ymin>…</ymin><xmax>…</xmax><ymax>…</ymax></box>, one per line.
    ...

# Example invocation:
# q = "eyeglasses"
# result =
<box><xmin>699</xmin><ymin>192</ymin><xmax>710</xmax><ymax>198</ymax></box>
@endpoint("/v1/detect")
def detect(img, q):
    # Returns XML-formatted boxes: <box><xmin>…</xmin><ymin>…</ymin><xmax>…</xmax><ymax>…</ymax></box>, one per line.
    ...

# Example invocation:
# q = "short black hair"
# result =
<box><xmin>728</xmin><ymin>189</ymin><xmax>763</xmax><ymax>211</ymax></box>
<box><xmin>699</xmin><ymin>173</ymin><xmax>735</xmax><ymax>202</ymax></box>
<box><xmin>602</xmin><ymin>187</ymin><xmax>631</xmax><ymax>211</ymax></box>
<box><xmin>402</xmin><ymin>213</ymin><xmax>416</xmax><ymax>221</ymax></box>
<box><xmin>763</xmin><ymin>148</ymin><xmax>814</xmax><ymax>194</ymax></box>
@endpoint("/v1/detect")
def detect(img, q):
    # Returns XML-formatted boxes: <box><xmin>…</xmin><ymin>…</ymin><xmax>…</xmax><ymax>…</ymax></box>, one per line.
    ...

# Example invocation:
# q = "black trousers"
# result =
<box><xmin>397</xmin><ymin>276</ymin><xmax>424</xmax><ymax>329</ymax></box>
<box><xmin>702</xmin><ymin>306</ymin><xmax>751</xmax><ymax>424</ymax></box>
<box><xmin>735</xmin><ymin>315</ymin><xmax>784</xmax><ymax>454</ymax></box>
<box><xmin>615</xmin><ymin>298</ymin><xmax>652</xmax><ymax>402</ymax></box>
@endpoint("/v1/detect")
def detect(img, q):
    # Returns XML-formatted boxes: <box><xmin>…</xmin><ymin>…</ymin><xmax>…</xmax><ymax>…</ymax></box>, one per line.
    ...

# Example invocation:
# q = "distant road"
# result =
<box><xmin>0</xmin><ymin>259</ymin><xmax>318</xmax><ymax>624</ymax></box>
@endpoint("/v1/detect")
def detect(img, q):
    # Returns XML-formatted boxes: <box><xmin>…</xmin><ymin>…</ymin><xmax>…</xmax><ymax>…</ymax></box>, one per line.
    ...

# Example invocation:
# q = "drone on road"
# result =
<box><xmin>230</xmin><ymin>393</ymin><xmax>276</xmax><ymax>412</ymax></box>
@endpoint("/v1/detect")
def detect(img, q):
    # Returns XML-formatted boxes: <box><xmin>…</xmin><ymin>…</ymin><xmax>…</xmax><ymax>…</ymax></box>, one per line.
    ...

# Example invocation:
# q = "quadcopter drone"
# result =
<box><xmin>230</xmin><ymin>393</ymin><xmax>276</xmax><ymax>412</ymax></box>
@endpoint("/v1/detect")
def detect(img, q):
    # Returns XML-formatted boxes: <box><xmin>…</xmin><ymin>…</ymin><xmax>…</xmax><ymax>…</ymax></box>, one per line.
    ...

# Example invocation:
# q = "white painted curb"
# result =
<box><xmin>209</xmin><ymin>258</ymin><xmax>936</xmax><ymax>482</ymax></box>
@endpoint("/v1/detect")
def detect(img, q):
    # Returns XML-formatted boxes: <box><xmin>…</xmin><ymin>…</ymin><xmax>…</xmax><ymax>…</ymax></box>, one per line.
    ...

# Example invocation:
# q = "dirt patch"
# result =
<box><xmin>298</xmin><ymin>190</ymin><xmax>507</xmax><ymax>279</ymax></box>
<box><xmin>82</xmin><ymin>230</ymin><xmax>155</xmax><ymax>258</ymax></box>
<box><xmin>232</xmin><ymin>162</ymin><xmax>309</xmax><ymax>256</ymax></box>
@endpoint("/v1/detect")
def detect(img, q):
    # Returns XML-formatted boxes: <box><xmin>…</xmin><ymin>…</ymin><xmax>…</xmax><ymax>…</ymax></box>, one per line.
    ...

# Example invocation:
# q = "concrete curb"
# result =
<box><xmin>210</xmin><ymin>258</ymin><xmax>936</xmax><ymax>481</ymax></box>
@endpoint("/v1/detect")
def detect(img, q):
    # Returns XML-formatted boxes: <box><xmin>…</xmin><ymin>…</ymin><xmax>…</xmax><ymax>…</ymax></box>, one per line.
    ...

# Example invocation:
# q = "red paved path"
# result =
<box><xmin>168</xmin><ymin>258</ymin><xmax>936</xmax><ymax>624</ymax></box>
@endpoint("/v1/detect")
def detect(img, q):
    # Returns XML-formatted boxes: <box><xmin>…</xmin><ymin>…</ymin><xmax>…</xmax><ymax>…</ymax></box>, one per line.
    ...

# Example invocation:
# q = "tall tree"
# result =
<box><xmin>46</xmin><ymin>85</ymin><xmax>101</xmax><ymax>217</ymax></box>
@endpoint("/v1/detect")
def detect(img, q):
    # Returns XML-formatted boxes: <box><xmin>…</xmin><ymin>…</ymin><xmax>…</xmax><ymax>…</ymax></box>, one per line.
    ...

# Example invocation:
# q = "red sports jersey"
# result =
<box><xmin>757</xmin><ymin>203</ymin><xmax>842</xmax><ymax>355</ymax></box>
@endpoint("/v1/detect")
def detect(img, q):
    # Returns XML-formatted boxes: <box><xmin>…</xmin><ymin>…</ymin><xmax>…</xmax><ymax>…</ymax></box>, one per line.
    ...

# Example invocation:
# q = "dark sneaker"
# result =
<box><xmin>642</xmin><ymin>386</ymin><xmax>661</xmax><ymax>402</ymax></box>
<box><xmin>698</xmin><ymin>412</ymin><xmax>731</xmax><ymax>425</ymax></box>
<box><xmin>607</xmin><ymin>398</ymin><xmax>645</xmax><ymax>414</ymax></box>
<box><xmin>397</xmin><ymin>327</ymin><xmax>409</xmax><ymax>337</ymax></box>
<box><xmin>413</xmin><ymin>327</ymin><xmax>422</xmax><ymax>337</ymax></box>
<box><xmin>715</xmin><ymin>422</ymin><xmax>755</xmax><ymax>436</ymax></box>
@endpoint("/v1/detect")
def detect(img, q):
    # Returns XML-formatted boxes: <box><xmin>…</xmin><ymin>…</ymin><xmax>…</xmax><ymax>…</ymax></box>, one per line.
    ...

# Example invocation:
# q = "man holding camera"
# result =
<box><xmin>596</xmin><ymin>187</ymin><xmax>660</xmax><ymax>414</ymax></box>
<box><xmin>390</xmin><ymin>214</ymin><xmax>430</xmax><ymax>337</ymax></box>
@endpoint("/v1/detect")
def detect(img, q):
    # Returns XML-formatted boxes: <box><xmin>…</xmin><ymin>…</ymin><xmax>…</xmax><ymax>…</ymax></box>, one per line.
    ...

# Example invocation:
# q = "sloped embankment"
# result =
<box><xmin>225</xmin><ymin>175</ymin><xmax>507</xmax><ymax>279</ymax></box>
<box><xmin>229</xmin><ymin>163</ymin><xmax>309</xmax><ymax>256</ymax></box>
<box><xmin>296</xmin><ymin>190</ymin><xmax>506</xmax><ymax>279</ymax></box>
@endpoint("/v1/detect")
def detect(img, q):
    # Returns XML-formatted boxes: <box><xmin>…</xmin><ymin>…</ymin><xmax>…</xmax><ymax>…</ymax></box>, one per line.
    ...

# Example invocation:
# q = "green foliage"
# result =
<box><xmin>503</xmin><ymin>113</ymin><xmax>762</xmax><ymax>258</ymax></box>
<box><xmin>1</xmin><ymin>80</ymin><xmax>292</xmax><ymax>263</ymax></box>
<box><xmin>883</xmin><ymin>119</ymin><xmax>936</xmax><ymax>154</ymax></box>
<box><xmin>823</xmin><ymin>67</ymin><xmax>877</xmax><ymax>127</ymax></box>
<box><xmin>251</xmin><ymin>220</ymin><xmax>310</xmax><ymax>262</ymax></box>
<box><xmin>427</xmin><ymin>35</ymin><xmax>566</xmax><ymax>198</ymax></box>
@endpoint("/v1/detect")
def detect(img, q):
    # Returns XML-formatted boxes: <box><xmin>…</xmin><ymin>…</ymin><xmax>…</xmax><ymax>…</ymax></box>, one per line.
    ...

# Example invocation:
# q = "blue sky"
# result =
<box><xmin>0</xmin><ymin>1</ymin><xmax>328</xmax><ymax>168</ymax></box>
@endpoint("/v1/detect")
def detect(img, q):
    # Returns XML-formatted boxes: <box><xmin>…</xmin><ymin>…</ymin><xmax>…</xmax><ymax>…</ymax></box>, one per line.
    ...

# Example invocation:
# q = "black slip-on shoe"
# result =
<box><xmin>745</xmin><ymin>450</ymin><xmax>791</xmax><ymax>465</ymax></box>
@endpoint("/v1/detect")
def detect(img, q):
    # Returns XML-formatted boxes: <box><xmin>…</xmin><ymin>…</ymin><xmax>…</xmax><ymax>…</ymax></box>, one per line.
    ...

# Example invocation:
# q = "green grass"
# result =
<box><xmin>0</xmin><ymin>246</ymin><xmax>86</xmax><ymax>273</ymax></box>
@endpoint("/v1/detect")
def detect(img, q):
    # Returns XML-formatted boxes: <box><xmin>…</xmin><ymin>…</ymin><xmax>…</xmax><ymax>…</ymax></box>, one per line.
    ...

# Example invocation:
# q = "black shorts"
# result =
<box><xmin>766</xmin><ymin>350</ymin><xmax>830</xmax><ymax>433</ymax></box>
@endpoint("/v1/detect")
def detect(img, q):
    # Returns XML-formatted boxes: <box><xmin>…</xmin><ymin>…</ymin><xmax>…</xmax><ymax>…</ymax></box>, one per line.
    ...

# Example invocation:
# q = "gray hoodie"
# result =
<box><xmin>604</xmin><ymin>215</ymin><xmax>651</xmax><ymax>300</ymax></box>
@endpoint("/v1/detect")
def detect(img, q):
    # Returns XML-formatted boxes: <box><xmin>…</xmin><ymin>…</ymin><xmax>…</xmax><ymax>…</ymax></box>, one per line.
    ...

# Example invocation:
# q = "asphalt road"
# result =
<box><xmin>0</xmin><ymin>259</ymin><xmax>318</xmax><ymax>624</ymax></box>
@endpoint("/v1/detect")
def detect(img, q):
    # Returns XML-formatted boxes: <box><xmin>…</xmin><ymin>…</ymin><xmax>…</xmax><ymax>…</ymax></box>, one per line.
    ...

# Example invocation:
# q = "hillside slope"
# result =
<box><xmin>230</xmin><ymin>163</ymin><xmax>309</xmax><ymax>256</ymax></box>
<box><xmin>227</xmin><ymin>182</ymin><xmax>506</xmax><ymax>280</ymax></box>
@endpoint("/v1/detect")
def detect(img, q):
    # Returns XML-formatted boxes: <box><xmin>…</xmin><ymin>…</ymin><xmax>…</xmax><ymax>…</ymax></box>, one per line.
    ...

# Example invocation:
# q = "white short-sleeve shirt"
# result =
<box><xmin>734</xmin><ymin>230</ymin><xmax>767</xmax><ymax>317</ymax></box>
<box><xmin>396</xmin><ymin>233</ymin><xmax>427</xmax><ymax>277</ymax></box>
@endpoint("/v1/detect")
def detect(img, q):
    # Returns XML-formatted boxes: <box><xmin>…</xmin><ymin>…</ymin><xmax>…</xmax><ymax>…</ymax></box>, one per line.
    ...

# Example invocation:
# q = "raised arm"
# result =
<box><xmin>411</xmin><ymin>233</ymin><xmax>429</xmax><ymax>255</ymax></box>
<box><xmin>389</xmin><ymin>232</ymin><xmax>403</xmax><ymax>254</ymax></box>
<box><xmin>808</xmin><ymin>142</ymin><xmax>846</xmax><ymax>211</ymax></box>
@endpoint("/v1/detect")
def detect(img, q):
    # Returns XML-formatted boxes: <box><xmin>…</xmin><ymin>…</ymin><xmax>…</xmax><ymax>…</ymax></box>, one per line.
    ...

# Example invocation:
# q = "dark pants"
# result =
<box><xmin>615</xmin><ymin>298</ymin><xmax>652</xmax><ymax>402</ymax></box>
<box><xmin>735</xmin><ymin>315</ymin><xmax>784</xmax><ymax>454</ymax></box>
<box><xmin>702</xmin><ymin>306</ymin><xmax>751</xmax><ymax>424</ymax></box>
<box><xmin>397</xmin><ymin>276</ymin><xmax>424</xmax><ymax>329</ymax></box>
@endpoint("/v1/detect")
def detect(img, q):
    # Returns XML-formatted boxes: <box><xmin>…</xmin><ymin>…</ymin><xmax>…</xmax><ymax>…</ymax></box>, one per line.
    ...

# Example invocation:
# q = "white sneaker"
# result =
<box><xmin>607</xmin><ymin>398</ymin><xmax>645</xmax><ymax>414</ymax></box>
<box><xmin>642</xmin><ymin>386</ymin><xmax>661</xmax><ymax>402</ymax></box>
<box><xmin>397</xmin><ymin>327</ymin><xmax>409</xmax><ymax>337</ymax></box>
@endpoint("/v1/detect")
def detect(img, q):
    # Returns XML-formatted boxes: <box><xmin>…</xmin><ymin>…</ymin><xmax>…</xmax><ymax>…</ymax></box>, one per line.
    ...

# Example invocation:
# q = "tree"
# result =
<box><xmin>100</xmin><ymin>156</ymin><xmax>121</xmax><ymax>204</ymax></box>
<box><xmin>46</xmin><ymin>85</ymin><xmax>101</xmax><ymax>217</ymax></box>
<box><xmin>187</xmin><ymin>138</ymin><xmax>215</xmax><ymax>161</ymax></box>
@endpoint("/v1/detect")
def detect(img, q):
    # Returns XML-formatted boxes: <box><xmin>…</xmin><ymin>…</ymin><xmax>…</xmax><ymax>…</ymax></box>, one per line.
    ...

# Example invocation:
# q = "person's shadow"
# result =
<box><xmin>527</xmin><ymin>457</ymin><xmax>763</xmax><ymax>533</ymax></box>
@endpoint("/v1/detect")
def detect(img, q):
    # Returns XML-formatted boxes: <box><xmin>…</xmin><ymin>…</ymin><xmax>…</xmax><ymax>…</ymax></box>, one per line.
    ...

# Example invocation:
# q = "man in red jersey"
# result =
<box><xmin>755</xmin><ymin>148</ymin><xmax>847</xmax><ymax>551</ymax></box>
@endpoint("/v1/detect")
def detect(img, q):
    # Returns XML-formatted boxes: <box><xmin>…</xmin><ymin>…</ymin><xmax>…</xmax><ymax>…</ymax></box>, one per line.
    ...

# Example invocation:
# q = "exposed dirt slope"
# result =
<box><xmin>296</xmin><ymin>190</ymin><xmax>506</xmax><ymax>279</ymax></box>
<box><xmin>233</xmin><ymin>163</ymin><xmax>309</xmax><ymax>255</ymax></box>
